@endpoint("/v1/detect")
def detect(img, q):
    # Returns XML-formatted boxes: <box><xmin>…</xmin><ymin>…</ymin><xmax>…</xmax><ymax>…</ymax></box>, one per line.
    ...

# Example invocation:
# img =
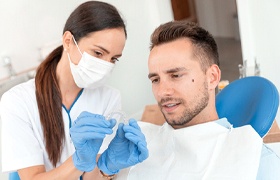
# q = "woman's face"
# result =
<box><xmin>69</xmin><ymin>28</ymin><xmax>126</xmax><ymax>64</ymax></box>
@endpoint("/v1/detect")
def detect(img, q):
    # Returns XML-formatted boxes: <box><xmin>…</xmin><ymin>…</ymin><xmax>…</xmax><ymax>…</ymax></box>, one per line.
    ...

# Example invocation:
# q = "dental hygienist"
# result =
<box><xmin>0</xmin><ymin>1</ymin><xmax>148</xmax><ymax>180</ymax></box>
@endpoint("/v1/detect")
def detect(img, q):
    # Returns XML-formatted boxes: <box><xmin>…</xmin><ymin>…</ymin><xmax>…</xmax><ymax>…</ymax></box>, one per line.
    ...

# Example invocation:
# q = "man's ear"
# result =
<box><xmin>62</xmin><ymin>31</ymin><xmax>73</xmax><ymax>52</ymax></box>
<box><xmin>207</xmin><ymin>64</ymin><xmax>221</xmax><ymax>90</ymax></box>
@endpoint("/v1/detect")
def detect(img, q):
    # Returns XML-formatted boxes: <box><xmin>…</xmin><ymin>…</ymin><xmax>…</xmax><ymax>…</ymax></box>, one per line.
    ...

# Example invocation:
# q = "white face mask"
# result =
<box><xmin>67</xmin><ymin>36</ymin><xmax>115</xmax><ymax>89</ymax></box>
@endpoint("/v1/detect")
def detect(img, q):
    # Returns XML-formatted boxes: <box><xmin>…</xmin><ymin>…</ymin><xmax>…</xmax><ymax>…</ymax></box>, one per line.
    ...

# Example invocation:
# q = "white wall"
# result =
<box><xmin>0</xmin><ymin>0</ymin><xmax>76</xmax><ymax>79</ymax></box>
<box><xmin>0</xmin><ymin>0</ymin><xmax>173</xmax><ymax>116</ymax></box>
<box><xmin>103</xmin><ymin>0</ymin><xmax>174</xmax><ymax>116</ymax></box>
<box><xmin>236</xmin><ymin>0</ymin><xmax>280</xmax><ymax>124</ymax></box>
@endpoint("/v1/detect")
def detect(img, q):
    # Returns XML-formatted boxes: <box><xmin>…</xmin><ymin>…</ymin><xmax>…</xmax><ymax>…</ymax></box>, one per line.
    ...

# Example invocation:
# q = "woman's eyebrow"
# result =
<box><xmin>95</xmin><ymin>45</ymin><xmax>122</xmax><ymax>57</ymax></box>
<box><xmin>95</xmin><ymin>45</ymin><xmax>110</xmax><ymax>54</ymax></box>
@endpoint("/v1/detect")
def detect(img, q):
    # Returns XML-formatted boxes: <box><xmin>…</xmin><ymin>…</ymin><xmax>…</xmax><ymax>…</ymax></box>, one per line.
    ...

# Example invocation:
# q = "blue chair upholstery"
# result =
<box><xmin>9</xmin><ymin>171</ymin><xmax>20</xmax><ymax>180</ymax></box>
<box><xmin>216</xmin><ymin>76</ymin><xmax>279</xmax><ymax>137</ymax></box>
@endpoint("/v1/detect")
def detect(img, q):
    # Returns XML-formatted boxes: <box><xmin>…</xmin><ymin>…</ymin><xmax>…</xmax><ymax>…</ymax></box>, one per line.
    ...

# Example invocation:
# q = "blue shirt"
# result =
<box><xmin>257</xmin><ymin>145</ymin><xmax>280</xmax><ymax>180</ymax></box>
<box><xmin>216</xmin><ymin>118</ymin><xmax>280</xmax><ymax>179</ymax></box>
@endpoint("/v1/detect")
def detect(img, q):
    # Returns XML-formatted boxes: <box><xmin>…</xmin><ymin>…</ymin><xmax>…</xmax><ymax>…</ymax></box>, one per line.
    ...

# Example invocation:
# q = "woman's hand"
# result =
<box><xmin>70</xmin><ymin>111</ymin><xmax>116</xmax><ymax>172</ymax></box>
<box><xmin>97</xmin><ymin>119</ymin><xmax>149</xmax><ymax>175</ymax></box>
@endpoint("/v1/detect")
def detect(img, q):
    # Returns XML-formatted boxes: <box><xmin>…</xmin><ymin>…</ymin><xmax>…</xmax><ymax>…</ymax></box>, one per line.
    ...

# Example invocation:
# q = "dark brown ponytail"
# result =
<box><xmin>35</xmin><ymin>45</ymin><xmax>63</xmax><ymax>166</ymax></box>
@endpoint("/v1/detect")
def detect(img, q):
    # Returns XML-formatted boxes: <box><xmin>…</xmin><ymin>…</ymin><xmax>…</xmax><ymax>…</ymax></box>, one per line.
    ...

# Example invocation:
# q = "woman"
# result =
<box><xmin>1</xmin><ymin>1</ymin><xmax>148</xmax><ymax>179</ymax></box>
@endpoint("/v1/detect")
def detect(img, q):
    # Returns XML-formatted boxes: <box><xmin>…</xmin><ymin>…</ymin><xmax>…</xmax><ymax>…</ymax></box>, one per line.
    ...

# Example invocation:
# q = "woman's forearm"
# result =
<box><xmin>18</xmin><ymin>156</ymin><xmax>83</xmax><ymax>180</ymax></box>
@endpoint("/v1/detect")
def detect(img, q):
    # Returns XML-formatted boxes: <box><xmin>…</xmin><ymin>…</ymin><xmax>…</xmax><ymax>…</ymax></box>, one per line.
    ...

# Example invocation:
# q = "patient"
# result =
<box><xmin>116</xmin><ymin>21</ymin><xmax>280</xmax><ymax>179</ymax></box>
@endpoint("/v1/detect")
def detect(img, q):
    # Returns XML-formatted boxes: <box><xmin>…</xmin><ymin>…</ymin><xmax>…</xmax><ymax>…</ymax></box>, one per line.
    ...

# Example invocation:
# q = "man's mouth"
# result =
<box><xmin>164</xmin><ymin>103</ymin><xmax>178</xmax><ymax>107</ymax></box>
<box><xmin>161</xmin><ymin>102</ymin><xmax>181</xmax><ymax>112</ymax></box>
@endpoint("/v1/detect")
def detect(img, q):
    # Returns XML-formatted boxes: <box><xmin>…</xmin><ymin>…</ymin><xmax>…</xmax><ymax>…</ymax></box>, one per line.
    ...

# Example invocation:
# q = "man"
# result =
<box><xmin>116</xmin><ymin>21</ymin><xmax>280</xmax><ymax>179</ymax></box>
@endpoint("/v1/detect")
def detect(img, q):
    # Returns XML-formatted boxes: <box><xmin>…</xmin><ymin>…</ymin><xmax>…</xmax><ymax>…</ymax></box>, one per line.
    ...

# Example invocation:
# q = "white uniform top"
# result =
<box><xmin>0</xmin><ymin>79</ymin><xmax>121</xmax><ymax>172</ymax></box>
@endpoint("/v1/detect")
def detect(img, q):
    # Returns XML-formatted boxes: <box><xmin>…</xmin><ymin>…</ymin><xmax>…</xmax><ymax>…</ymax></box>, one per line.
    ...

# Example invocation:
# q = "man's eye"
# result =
<box><xmin>172</xmin><ymin>74</ymin><xmax>182</xmax><ymax>78</ymax></box>
<box><xmin>151</xmin><ymin>78</ymin><xmax>159</xmax><ymax>83</ymax></box>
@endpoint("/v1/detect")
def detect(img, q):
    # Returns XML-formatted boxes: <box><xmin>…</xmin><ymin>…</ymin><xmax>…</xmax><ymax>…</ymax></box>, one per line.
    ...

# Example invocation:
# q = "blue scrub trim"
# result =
<box><xmin>62</xmin><ymin>89</ymin><xmax>84</xmax><ymax>128</ymax></box>
<box><xmin>62</xmin><ymin>89</ymin><xmax>84</xmax><ymax>180</ymax></box>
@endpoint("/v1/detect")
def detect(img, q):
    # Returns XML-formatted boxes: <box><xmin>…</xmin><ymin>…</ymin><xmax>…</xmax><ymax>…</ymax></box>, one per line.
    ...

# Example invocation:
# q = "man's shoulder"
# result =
<box><xmin>257</xmin><ymin>144</ymin><xmax>280</xmax><ymax>180</ymax></box>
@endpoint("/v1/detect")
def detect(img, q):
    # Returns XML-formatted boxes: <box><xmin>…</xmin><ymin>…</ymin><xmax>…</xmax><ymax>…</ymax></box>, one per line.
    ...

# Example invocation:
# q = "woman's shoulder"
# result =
<box><xmin>84</xmin><ymin>85</ymin><xmax>121</xmax><ymax>97</ymax></box>
<box><xmin>1</xmin><ymin>79</ymin><xmax>36</xmax><ymax>103</ymax></box>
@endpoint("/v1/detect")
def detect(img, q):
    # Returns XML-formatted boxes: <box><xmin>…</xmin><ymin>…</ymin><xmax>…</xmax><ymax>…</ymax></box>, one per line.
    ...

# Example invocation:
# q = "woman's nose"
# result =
<box><xmin>100</xmin><ymin>57</ymin><xmax>111</xmax><ymax>63</ymax></box>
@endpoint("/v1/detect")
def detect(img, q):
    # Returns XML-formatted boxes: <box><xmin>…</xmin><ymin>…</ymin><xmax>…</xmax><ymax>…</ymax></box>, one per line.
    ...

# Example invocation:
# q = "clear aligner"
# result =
<box><xmin>106</xmin><ymin>110</ymin><xmax>128</xmax><ymax>124</ymax></box>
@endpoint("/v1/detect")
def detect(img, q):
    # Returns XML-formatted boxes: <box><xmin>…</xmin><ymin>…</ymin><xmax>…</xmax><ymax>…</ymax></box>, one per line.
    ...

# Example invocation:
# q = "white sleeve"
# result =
<box><xmin>1</xmin><ymin>88</ymin><xmax>44</xmax><ymax>172</ymax></box>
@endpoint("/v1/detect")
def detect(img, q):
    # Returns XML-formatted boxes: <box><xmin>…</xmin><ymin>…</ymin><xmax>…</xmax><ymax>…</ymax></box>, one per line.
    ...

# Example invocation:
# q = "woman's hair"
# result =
<box><xmin>150</xmin><ymin>20</ymin><xmax>219</xmax><ymax>73</ymax></box>
<box><xmin>35</xmin><ymin>1</ymin><xmax>126</xmax><ymax>167</ymax></box>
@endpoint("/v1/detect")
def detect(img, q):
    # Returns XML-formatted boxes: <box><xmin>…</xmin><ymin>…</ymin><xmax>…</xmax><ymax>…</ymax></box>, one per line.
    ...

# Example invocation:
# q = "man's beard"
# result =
<box><xmin>161</xmin><ymin>81</ymin><xmax>209</xmax><ymax>127</ymax></box>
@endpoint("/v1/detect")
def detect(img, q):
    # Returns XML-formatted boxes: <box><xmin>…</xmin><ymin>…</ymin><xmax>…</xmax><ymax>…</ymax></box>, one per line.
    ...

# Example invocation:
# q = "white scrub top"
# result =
<box><xmin>0</xmin><ymin>79</ymin><xmax>121</xmax><ymax>172</ymax></box>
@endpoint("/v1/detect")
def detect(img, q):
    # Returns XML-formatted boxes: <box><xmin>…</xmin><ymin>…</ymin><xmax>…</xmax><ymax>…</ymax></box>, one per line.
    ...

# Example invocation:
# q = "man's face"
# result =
<box><xmin>148</xmin><ymin>38</ymin><xmax>210</xmax><ymax>128</ymax></box>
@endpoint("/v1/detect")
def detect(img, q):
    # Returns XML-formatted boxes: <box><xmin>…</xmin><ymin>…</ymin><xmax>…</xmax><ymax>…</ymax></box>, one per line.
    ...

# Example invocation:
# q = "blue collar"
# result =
<box><xmin>215</xmin><ymin>118</ymin><xmax>233</xmax><ymax>129</ymax></box>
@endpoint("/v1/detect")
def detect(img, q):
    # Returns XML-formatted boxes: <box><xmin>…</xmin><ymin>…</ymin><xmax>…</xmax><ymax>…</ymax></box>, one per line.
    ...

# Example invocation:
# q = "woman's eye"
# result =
<box><xmin>111</xmin><ymin>58</ymin><xmax>119</xmax><ymax>63</ymax></box>
<box><xmin>94</xmin><ymin>51</ymin><xmax>103</xmax><ymax>57</ymax></box>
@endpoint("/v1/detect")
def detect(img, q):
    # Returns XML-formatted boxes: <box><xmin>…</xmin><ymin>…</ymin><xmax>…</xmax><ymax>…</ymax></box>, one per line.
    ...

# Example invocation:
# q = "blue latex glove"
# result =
<box><xmin>70</xmin><ymin>111</ymin><xmax>116</xmax><ymax>172</ymax></box>
<box><xmin>97</xmin><ymin>119</ymin><xmax>149</xmax><ymax>175</ymax></box>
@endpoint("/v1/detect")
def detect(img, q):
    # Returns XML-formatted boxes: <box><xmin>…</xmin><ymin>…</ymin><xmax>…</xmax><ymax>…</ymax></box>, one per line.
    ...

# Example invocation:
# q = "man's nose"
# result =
<box><xmin>157</xmin><ymin>80</ymin><xmax>174</xmax><ymax>97</ymax></box>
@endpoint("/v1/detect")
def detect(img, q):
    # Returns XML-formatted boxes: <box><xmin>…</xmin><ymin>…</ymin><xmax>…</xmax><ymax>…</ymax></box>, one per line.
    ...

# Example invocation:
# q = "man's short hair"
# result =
<box><xmin>150</xmin><ymin>21</ymin><xmax>219</xmax><ymax>73</ymax></box>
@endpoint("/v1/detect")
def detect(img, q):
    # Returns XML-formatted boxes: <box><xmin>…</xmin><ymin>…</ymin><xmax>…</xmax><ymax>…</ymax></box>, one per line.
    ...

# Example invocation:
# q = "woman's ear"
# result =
<box><xmin>62</xmin><ymin>31</ymin><xmax>73</xmax><ymax>52</ymax></box>
<box><xmin>207</xmin><ymin>64</ymin><xmax>221</xmax><ymax>90</ymax></box>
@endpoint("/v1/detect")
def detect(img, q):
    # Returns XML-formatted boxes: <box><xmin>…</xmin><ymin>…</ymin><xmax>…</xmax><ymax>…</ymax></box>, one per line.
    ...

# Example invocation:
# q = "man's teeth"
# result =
<box><xmin>166</xmin><ymin>104</ymin><xmax>176</xmax><ymax>107</ymax></box>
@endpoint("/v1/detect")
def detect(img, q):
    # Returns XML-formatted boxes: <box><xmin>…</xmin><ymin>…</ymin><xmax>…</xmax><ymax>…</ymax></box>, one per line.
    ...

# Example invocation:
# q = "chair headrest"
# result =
<box><xmin>216</xmin><ymin>76</ymin><xmax>279</xmax><ymax>137</ymax></box>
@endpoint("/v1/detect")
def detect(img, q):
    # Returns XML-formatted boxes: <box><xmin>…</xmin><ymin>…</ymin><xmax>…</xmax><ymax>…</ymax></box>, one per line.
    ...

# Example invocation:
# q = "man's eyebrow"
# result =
<box><xmin>165</xmin><ymin>67</ymin><xmax>187</xmax><ymax>73</ymax></box>
<box><xmin>148</xmin><ymin>67</ymin><xmax>187</xmax><ymax>79</ymax></box>
<box><xmin>148</xmin><ymin>73</ymin><xmax>157</xmax><ymax>79</ymax></box>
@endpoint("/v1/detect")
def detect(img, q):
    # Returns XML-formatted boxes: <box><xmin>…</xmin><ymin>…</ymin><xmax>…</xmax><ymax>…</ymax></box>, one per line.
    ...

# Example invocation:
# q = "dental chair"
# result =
<box><xmin>9</xmin><ymin>172</ymin><xmax>20</xmax><ymax>180</ymax></box>
<box><xmin>216</xmin><ymin>76</ymin><xmax>279</xmax><ymax>137</ymax></box>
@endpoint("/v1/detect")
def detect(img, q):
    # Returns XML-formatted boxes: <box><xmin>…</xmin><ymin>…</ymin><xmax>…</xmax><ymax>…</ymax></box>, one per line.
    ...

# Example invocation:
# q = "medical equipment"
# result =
<box><xmin>216</xmin><ymin>76</ymin><xmax>279</xmax><ymax>137</ymax></box>
<box><xmin>106</xmin><ymin>110</ymin><xmax>128</xmax><ymax>124</ymax></box>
